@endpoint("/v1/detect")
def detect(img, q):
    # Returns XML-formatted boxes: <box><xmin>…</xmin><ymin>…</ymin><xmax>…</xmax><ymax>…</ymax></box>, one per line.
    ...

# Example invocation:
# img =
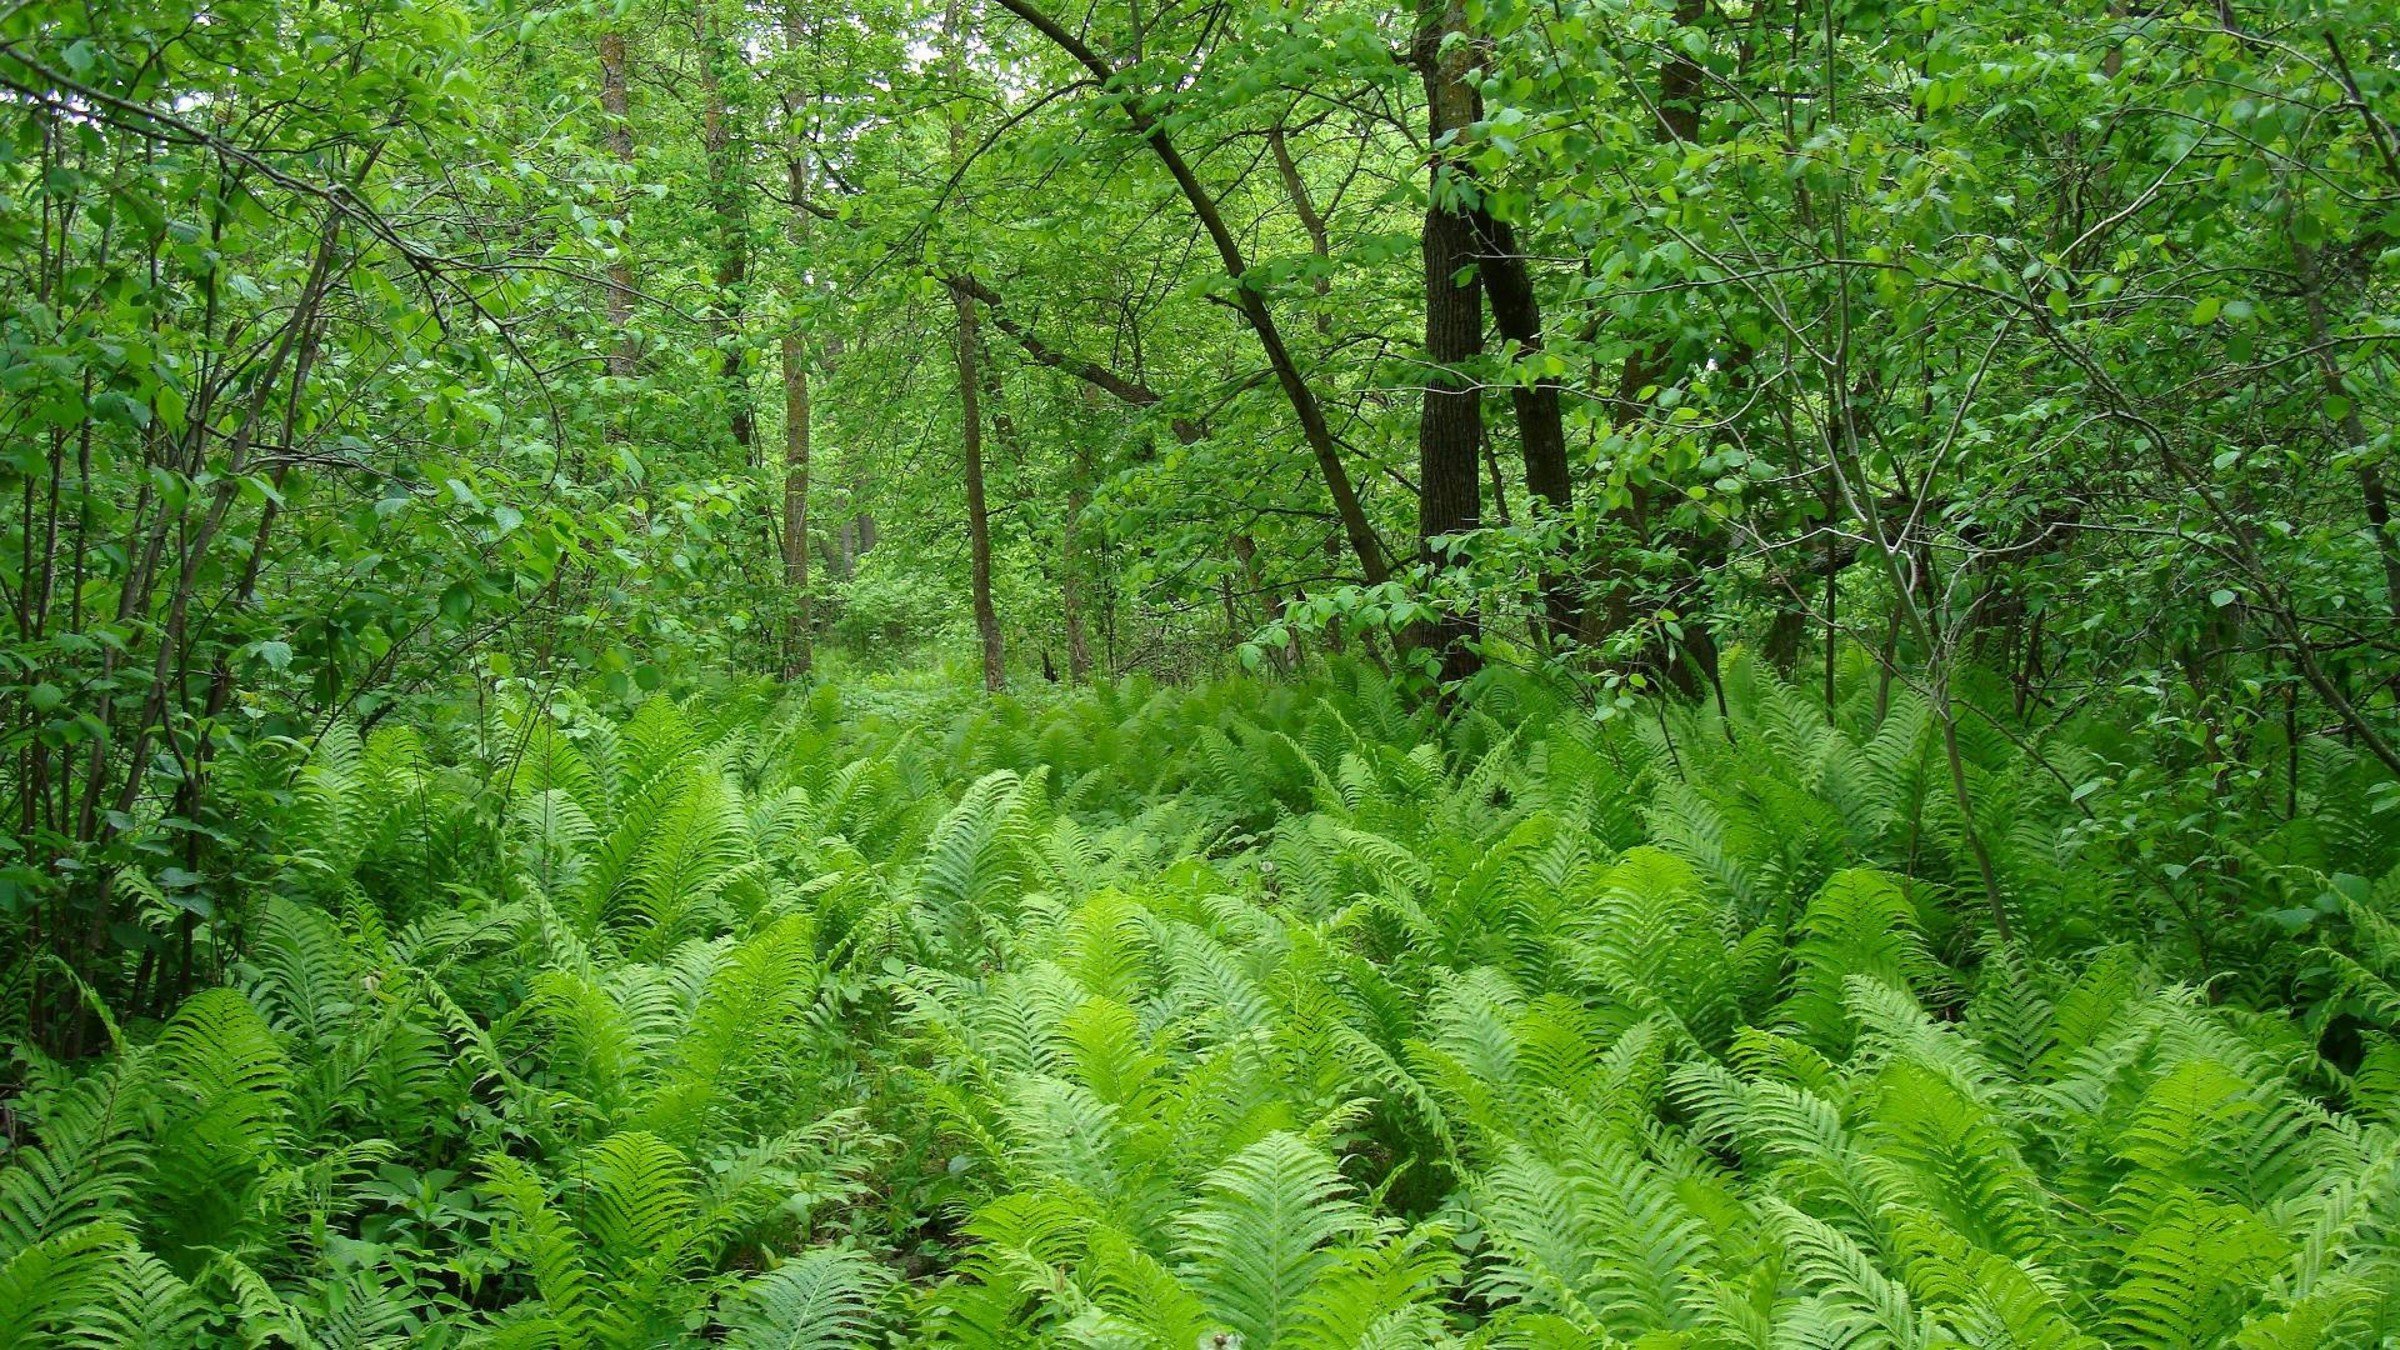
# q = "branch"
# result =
<box><xmin>942</xmin><ymin>273</ymin><xmax>1204</xmax><ymax>444</ymax></box>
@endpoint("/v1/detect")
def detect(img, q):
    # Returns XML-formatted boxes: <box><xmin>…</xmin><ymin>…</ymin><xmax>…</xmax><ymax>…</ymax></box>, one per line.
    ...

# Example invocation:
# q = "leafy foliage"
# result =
<box><xmin>4</xmin><ymin>658</ymin><xmax>2395</xmax><ymax>1344</ymax></box>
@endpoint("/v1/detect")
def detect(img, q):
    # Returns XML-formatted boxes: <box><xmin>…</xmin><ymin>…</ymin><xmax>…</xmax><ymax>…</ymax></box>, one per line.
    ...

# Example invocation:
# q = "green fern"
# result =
<box><xmin>719</xmin><ymin>1247</ymin><xmax>894</xmax><ymax>1349</ymax></box>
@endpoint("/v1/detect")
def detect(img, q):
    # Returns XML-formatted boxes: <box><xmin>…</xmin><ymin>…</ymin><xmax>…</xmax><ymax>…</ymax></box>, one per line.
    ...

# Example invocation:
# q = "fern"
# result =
<box><xmin>1173</xmin><ymin>1132</ymin><xmax>1373</xmax><ymax>1348</ymax></box>
<box><xmin>7</xmin><ymin>670</ymin><xmax>2396</xmax><ymax>1346</ymax></box>
<box><xmin>720</xmin><ymin>1248</ymin><xmax>893</xmax><ymax>1349</ymax></box>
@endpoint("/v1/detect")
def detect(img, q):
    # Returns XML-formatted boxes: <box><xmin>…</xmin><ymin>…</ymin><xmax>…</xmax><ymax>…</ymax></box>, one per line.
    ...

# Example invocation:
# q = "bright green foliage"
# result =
<box><xmin>2</xmin><ymin>656</ymin><xmax>2397</xmax><ymax>1344</ymax></box>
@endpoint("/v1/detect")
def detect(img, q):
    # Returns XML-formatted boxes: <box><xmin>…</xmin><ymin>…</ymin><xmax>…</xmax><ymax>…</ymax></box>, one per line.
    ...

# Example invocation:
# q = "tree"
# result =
<box><xmin>1412</xmin><ymin>0</ymin><xmax>1484</xmax><ymax>681</ymax></box>
<box><xmin>945</xmin><ymin>0</ymin><xmax>1005</xmax><ymax>691</ymax></box>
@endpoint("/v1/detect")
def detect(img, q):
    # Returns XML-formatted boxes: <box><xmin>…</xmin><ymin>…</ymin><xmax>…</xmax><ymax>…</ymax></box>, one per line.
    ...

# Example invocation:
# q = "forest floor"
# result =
<box><xmin>7</xmin><ymin>657</ymin><xmax>2400</xmax><ymax>1346</ymax></box>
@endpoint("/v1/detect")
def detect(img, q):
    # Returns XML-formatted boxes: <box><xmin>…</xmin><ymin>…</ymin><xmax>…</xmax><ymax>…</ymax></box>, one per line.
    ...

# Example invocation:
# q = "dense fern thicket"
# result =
<box><xmin>5</xmin><ymin>654</ymin><xmax>2400</xmax><ymax>1347</ymax></box>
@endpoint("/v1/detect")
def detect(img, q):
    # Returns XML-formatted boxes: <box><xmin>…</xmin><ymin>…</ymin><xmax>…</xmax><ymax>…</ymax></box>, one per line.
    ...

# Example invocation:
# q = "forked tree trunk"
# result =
<box><xmin>1268</xmin><ymin>120</ymin><xmax>1335</xmax><ymax>336</ymax></box>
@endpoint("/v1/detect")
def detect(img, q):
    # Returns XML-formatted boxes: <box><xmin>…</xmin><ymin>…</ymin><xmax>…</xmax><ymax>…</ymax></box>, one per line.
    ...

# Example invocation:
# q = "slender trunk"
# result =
<box><xmin>989</xmin><ymin>0</ymin><xmax>1389</xmax><ymax>586</ymax></box>
<box><xmin>1268</xmin><ymin>121</ymin><xmax>1334</xmax><ymax>336</ymax></box>
<box><xmin>1482</xmin><ymin>430</ymin><xmax>1511</xmax><ymax>526</ymax></box>
<box><xmin>1472</xmin><ymin>213</ymin><xmax>1575</xmax><ymax>643</ymax></box>
<box><xmin>942</xmin><ymin>273</ymin><xmax>1207</xmax><ymax>445</ymax></box>
<box><xmin>75</xmin><ymin>206</ymin><xmax>344</xmax><ymax>1021</ymax></box>
<box><xmin>1220</xmin><ymin>570</ymin><xmax>1242</xmax><ymax>657</ymax></box>
<box><xmin>2293</xmin><ymin>240</ymin><xmax>2400</xmax><ymax>621</ymax></box>
<box><xmin>780</xmin><ymin>12</ymin><xmax>814</xmax><ymax>677</ymax></box>
<box><xmin>1232</xmin><ymin>532</ymin><xmax>1298</xmax><ymax>672</ymax></box>
<box><xmin>1822</xmin><ymin>489</ymin><xmax>1839</xmax><ymax>720</ymax></box>
<box><xmin>1936</xmin><ymin>669</ymin><xmax>2014</xmax><ymax>943</ymax></box>
<box><xmin>1591</xmin><ymin>0</ymin><xmax>1709</xmax><ymax>664</ymax></box>
<box><xmin>599</xmin><ymin>29</ymin><xmax>638</xmax><ymax>392</ymax></box>
<box><xmin>1063</xmin><ymin>475</ymin><xmax>1092</xmax><ymax>681</ymax></box>
<box><xmin>781</xmin><ymin>333</ymin><xmax>812</xmax><ymax>676</ymax></box>
<box><xmin>947</xmin><ymin>0</ymin><xmax>1004</xmax><ymax>691</ymax></box>
<box><xmin>699</xmin><ymin>0</ymin><xmax>753</xmax><ymax>454</ymax></box>
<box><xmin>953</xmin><ymin>295</ymin><xmax>1003</xmax><ymax>691</ymax></box>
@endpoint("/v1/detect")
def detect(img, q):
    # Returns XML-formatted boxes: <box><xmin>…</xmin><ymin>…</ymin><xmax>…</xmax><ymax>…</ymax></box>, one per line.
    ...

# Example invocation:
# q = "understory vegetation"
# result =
<box><xmin>5</xmin><ymin>654</ymin><xmax>2398</xmax><ymax>1345</ymax></box>
<box><xmin>8</xmin><ymin>0</ymin><xmax>2400</xmax><ymax>1339</ymax></box>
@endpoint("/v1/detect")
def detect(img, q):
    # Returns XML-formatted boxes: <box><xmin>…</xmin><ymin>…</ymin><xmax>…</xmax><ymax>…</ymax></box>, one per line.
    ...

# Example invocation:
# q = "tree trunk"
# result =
<box><xmin>952</xmin><ymin>288</ymin><xmax>1003</xmax><ymax>692</ymax></box>
<box><xmin>780</xmin><ymin>332</ymin><xmax>811</xmax><ymax>676</ymax></box>
<box><xmin>1233</xmin><ymin>532</ymin><xmax>1299</xmax><ymax>672</ymax></box>
<box><xmin>1063</xmin><ymin>476</ymin><xmax>1092</xmax><ymax>681</ymax></box>
<box><xmin>1589</xmin><ymin>0</ymin><xmax>1710</xmax><ymax>686</ymax></box>
<box><xmin>947</xmin><ymin>0</ymin><xmax>1004</xmax><ymax>692</ymax></box>
<box><xmin>698</xmin><ymin>0</ymin><xmax>753</xmax><ymax>455</ymax></box>
<box><xmin>2293</xmin><ymin>239</ymin><xmax>2400</xmax><ymax>622</ymax></box>
<box><xmin>1414</xmin><ymin>0</ymin><xmax>1485</xmax><ymax>682</ymax></box>
<box><xmin>599</xmin><ymin>29</ymin><xmax>638</xmax><ymax>391</ymax></box>
<box><xmin>1268</xmin><ymin>120</ymin><xmax>1335</xmax><ymax>336</ymax></box>
<box><xmin>1473</xmin><ymin>213</ymin><xmax>1575</xmax><ymax>643</ymax></box>
<box><xmin>779</xmin><ymin>5</ymin><xmax>814</xmax><ymax>677</ymax></box>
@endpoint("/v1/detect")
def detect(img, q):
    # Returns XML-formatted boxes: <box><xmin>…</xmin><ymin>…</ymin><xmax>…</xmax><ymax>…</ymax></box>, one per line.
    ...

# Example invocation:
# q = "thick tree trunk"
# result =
<box><xmin>1414</xmin><ymin>0</ymin><xmax>1484</xmax><ymax>682</ymax></box>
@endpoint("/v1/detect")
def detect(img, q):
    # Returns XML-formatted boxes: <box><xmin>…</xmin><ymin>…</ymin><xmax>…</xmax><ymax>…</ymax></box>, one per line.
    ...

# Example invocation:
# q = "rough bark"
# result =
<box><xmin>1414</xmin><ymin>0</ymin><xmax>1485</xmax><ymax>681</ymax></box>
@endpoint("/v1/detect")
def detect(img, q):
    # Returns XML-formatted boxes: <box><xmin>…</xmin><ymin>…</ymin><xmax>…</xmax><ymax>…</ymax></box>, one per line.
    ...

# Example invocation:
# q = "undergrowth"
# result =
<box><xmin>4</xmin><ymin>651</ymin><xmax>2399</xmax><ymax>1346</ymax></box>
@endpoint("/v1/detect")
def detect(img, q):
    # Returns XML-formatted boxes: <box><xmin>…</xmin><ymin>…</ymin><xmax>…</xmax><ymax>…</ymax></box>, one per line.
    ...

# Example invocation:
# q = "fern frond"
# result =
<box><xmin>720</xmin><ymin>1247</ymin><xmax>894</xmax><ymax>1349</ymax></box>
